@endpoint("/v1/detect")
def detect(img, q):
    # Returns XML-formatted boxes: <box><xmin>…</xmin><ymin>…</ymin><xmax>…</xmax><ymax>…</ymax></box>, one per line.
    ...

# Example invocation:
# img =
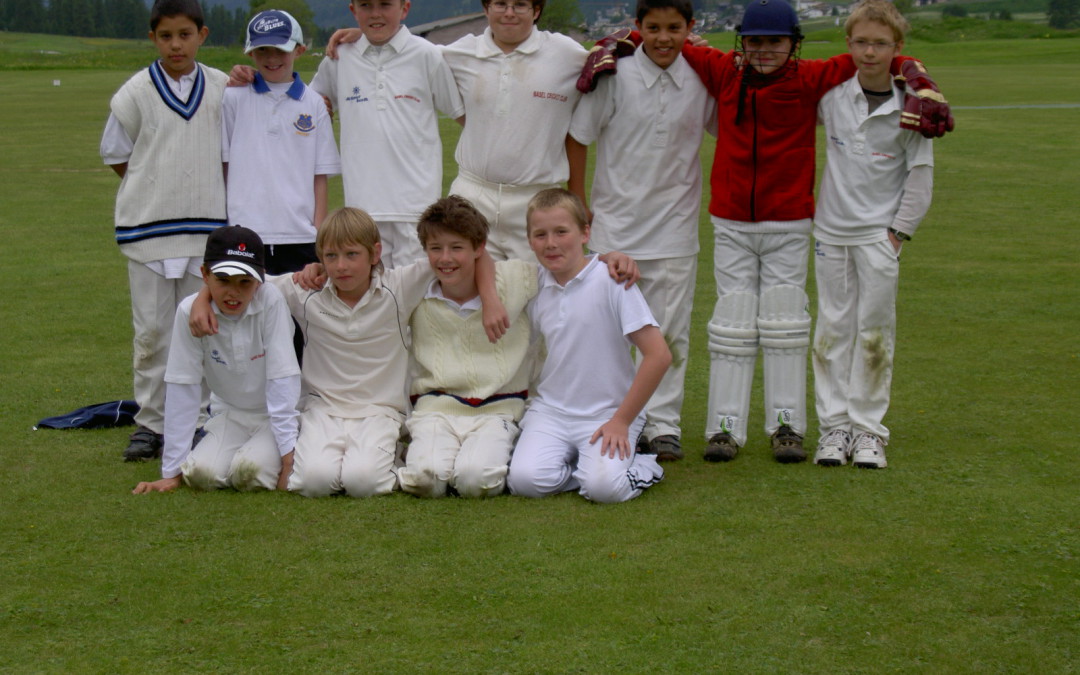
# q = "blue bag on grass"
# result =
<box><xmin>35</xmin><ymin>400</ymin><xmax>139</xmax><ymax>430</ymax></box>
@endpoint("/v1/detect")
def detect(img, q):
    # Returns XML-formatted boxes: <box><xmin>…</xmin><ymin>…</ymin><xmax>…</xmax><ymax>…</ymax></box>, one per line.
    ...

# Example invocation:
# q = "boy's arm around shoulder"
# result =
<box><xmin>478</xmin><ymin>249</ymin><xmax>509</xmax><ymax>343</ymax></box>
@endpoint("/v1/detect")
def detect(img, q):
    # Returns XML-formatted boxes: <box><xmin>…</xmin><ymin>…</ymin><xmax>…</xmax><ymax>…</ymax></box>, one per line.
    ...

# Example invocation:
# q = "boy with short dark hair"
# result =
<box><xmin>569</xmin><ymin>0</ymin><xmax>715</xmax><ymax>462</ymax></box>
<box><xmin>101</xmin><ymin>0</ymin><xmax>228</xmax><ymax>461</ymax></box>
<box><xmin>222</xmin><ymin>9</ymin><xmax>341</xmax><ymax>275</ymax></box>
<box><xmin>811</xmin><ymin>0</ymin><xmax>934</xmax><ymax>469</ymax></box>
<box><xmin>133</xmin><ymin>226</ymin><xmax>301</xmax><ymax>494</ymax></box>
<box><xmin>399</xmin><ymin>196</ymin><xmax>538</xmax><ymax>498</ymax></box>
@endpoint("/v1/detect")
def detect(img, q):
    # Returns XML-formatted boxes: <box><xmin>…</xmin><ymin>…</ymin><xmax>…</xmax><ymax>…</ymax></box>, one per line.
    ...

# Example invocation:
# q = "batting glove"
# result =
<box><xmin>896</xmin><ymin>59</ymin><xmax>956</xmax><ymax>139</ymax></box>
<box><xmin>576</xmin><ymin>29</ymin><xmax>639</xmax><ymax>94</ymax></box>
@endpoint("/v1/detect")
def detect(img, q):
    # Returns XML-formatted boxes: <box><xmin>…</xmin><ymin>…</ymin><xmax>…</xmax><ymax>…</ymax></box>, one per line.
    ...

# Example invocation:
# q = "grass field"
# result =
<box><xmin>0</xmin><ymin>33</ymin><xmax>1078</xmax><ymax>673</ymax></box>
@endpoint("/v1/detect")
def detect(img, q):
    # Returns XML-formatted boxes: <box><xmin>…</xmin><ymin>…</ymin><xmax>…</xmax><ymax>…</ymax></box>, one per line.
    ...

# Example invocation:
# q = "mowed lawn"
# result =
<box><xmin>0</xmin><ymin>35</ymin><xmax>1077</xmax><ymax>672</ymax></box>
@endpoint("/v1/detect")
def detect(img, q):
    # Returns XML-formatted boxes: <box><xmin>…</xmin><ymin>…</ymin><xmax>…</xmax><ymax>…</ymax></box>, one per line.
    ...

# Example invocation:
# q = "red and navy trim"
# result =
<box><xmin>410</xmin><ymin>390</ymin><xmax>528</xmax><ymax>408</ymax></box>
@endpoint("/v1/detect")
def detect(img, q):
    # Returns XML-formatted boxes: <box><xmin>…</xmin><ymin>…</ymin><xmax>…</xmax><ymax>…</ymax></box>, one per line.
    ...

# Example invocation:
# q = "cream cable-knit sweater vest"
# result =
<box><xmin>110</xmin><ymin>61</ymin><xmax>227</xmax><ymax>263</ymax></box>
<box><xmin>410</xmin><ymin>260</ymin><xmax>538</xmax><ymax>419</ymax></box>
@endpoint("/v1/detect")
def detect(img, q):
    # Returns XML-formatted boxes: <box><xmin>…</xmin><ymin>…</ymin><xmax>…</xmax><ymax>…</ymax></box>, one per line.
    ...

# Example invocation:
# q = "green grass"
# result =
<box><xmin>0</xmin><ymin>37</ymin><xmax>1078</xmax><ymax>673</ymax></box>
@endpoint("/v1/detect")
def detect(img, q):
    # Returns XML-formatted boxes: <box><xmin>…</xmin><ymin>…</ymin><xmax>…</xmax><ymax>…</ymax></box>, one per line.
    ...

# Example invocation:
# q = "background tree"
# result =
<box><xmin>1048</xmin><ymin>0</ymin><xmax>1080</xmax><ymax>28</ymax></box>
<box><xmin>539</xmin><ymin>0</ymin><xmax>585</xmax><ymax>34</ymax></box>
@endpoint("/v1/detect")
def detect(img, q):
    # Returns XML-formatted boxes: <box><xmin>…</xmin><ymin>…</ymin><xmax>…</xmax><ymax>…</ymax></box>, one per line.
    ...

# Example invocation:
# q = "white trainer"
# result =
<box><xmin>851</xmin><ymin>433</ymin><xmax>888</xmax><ymax>469</ymax></box>
<box><xmin>813</xmin><ymin>429</ymin><xmax>852</xmax><ymax>467</ymax></box>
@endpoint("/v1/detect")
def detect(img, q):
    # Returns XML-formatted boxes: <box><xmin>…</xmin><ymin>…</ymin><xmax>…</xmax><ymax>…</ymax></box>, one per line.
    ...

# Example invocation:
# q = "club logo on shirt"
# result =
<box><xmin>346</xmin><ymin>86</ymin><xmax>368</xmax><ymax>104</ymax></box>
<box><xmin>293</xmin><ymin>114</ymin><xmax>314</xmax><ymax>134</ymax></box>
<box><xmin>533</xmin><ymin>90</ymin><xmax>568</xmax><ymax>102</ymax></box>
<box><xmin>211</xmin><ymin>349</ymin><xmax>228</xmax><ymax>366</ymax></box>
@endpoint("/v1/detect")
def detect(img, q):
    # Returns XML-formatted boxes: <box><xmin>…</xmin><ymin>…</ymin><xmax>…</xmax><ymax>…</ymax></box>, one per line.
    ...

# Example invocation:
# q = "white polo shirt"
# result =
<box><xmin>165</xmin><ymin>282</ymin><xmax>300</xmax><ymax>410</ymax></box>
<box><xmin>442</xmin><ymin>27</ymin><xmax>586</xmax><ymax>186</ymax></box>
<box><xmin>222</xmin><ymin>73</ymin><xmax>341</xmax><ymax>244</ymax></box>
<box><xmin>528</xmin><ymin>255</ymin><xmax>658</xmax><ymax>420</ymax></box>
<box><xmin>270</xmin><ymin>261</ymin><xmax>434</xmax><ymax>420</ymax></box>
<box><xmin>309</xmin><ymin>27</ymin><xmax>463</xmax><ymax>222</ymax></box>
<box><xmin>570</xmin><ymin>47</ymin><xmax>715</xmax><ymax>259</ymax></box>
<box><xmin>815</xmin><ymin>74</ymin><xmax>934</xmax><ymax>246</ymax></box>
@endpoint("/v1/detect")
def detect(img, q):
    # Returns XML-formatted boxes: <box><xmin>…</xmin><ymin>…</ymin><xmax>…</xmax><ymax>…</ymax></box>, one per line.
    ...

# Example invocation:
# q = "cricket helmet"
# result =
<box><xmin>738</xmin><ymin>0</ymin><xmax>802</xmax><ymax>38</ymax></box>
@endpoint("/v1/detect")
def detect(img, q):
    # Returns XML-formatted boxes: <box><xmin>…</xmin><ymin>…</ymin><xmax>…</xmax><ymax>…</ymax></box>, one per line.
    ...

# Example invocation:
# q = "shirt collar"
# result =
<box><xmin>478</xmin><ymin>25</ymin><xmax>541</xmax><ymax>58</ymax></box>
<box><xmin>634</xmin><ymin>45</ymin><xmax>688</xmax><ymax>89</ymax></box>
<box><xmin>252</xmin><ymin>71</ymin><xmax>306</xmax><ymax>100</ymax></box>
<box><xmin>538</xmin><ymin>254</ymin><xmax>599</xmax><ymax>290</ymax></box>
<box><xmin>424</xmin><ymin>279</ymin><xmax>482</xmax><ymax>313</ymax></box>
<box><xmin>361</xmin><ymin>24</ymin><xmax>412</xmax><ymax>55</ymax></box>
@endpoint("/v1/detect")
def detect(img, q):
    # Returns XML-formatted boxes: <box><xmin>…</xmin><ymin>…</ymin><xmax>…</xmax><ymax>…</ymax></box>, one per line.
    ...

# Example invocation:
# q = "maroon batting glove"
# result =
<box><xmin>577</xmin><ymin>29</ymin><xmax>640</xmax><ymax>94</ymax></box>
<box><xmin>896</xmin><ymin>59</ymin><xmax>955</xmax><ymax>139</ymax></box>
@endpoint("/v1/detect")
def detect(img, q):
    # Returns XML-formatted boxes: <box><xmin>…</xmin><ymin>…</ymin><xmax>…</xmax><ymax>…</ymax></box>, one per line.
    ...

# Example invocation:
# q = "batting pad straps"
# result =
<box><xmin>758</xmin><ymin>285</ymin><xmax>810</xmax><ymax>350</ymax></box>
<box><xmin>708</xmin><ymin>292</ymin><xmax>759</xmax><ymax>356</ymax></box>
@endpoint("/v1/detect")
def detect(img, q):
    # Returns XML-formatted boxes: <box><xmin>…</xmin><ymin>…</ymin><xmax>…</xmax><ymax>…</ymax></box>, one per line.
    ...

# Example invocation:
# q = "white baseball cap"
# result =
<box><xmin>245</xmin><ymin>10</ymin><xmax>303</xmax><ymax>54</ymax></box>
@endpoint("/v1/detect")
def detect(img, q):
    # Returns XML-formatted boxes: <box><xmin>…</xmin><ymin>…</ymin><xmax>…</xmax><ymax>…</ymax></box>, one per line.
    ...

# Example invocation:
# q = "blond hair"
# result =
<box><xmin>845</xmin><ymin>0</ymin><xmax>909</xmax><ymax>41</ymax></box>
<box><xmin>316</xmin><ymin>207</ymin><xmax>383</xmax><ymax>272</ymax></box>
<box><xmin>526</xmin><ymin>188</ymin><xmax>588</xmax><ymax>234</ymax></box>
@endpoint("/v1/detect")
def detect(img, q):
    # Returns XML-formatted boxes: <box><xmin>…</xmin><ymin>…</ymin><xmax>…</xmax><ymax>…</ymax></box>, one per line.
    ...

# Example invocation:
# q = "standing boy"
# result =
<box><xmin>812</xmin><ymin>0</ymin><xmax>933</xmax><ymax>469</ymax></box>
<box><xmin>101</xmin><ymin>0</ymin><xmax>227</xmax><ymax>461</ymax></box>
<box><xmin>440</xmin><ymin>1</ymin><xmax>588</xmax><ymax>261</ymax></box>
<box><xmin>309</xmin><ymin>0</ymin><xmax>463</xmax><ymax>267</ymax></box>
<box><xmin>568</xmin><ymin>0</ymin><xmax>715</xmax><ymax>461</ymax></box>
<box><xmin>222</xmin><ymin>9</ymin><xmax>341</xmax><ymax>276</ymax></box>
<box><xmin>133</xmin><ymin>226</ymin><xmax>301</xmax><ymax>493</ymax></box>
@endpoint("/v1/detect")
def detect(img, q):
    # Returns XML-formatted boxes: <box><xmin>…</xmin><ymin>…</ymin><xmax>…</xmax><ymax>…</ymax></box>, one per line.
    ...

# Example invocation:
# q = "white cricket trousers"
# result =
<box><xmin>376</xmin><ymin>220</ymin><xmax>426</xmax><ymax>268</ymax></box>
<box><xmin>813</xmin><ymin>239</ymin><xmax>900</xmax><ymax>441</ymax></box>
<box><xmin>635</xmin><ymin>255</ymin><xmax>697</xmax><ymax>442</ymax></box>
<box><xmin>507</xmin><ymin>409</ymin><xmax>664</xmax><ymax>504</ymax></box>
<box><xmin>181</xmin><ymin>407</ymin><xmax>281</xmax><ymax>491</ymax></box>
<box><xmin>288</xmin><ymin>399</ymin><xmax>401</xmax><ymax>498</ymax></box>
<box><xmin>128</xmin><ymin>262</ymin><xmax>204</xmax><ymax>434</ymax></box>
<box><xmin>450</xmin><ymin>170</ymin><xmax>560</xmax><ymax>262</ymax></box>
<box><xmin>706</xmin><ymin>225</ymin><xmax>810</xmax><ymax>446</ymax></box>
<box><xmin>399</xmin><ymin>412</ymin><xmax>519</xmax><ymax>498</ymax></box>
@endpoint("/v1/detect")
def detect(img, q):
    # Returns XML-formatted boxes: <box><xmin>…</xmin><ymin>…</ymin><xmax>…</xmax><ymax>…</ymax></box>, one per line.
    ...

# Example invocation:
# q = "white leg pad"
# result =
<box><xmin>758</xmin><ymin>285</ymin><xmax>810</xmax><ymax>435</ymax></box>
<box><xmin>706</xmin><ymin>292</ymin><xmax>758</xmax><ymax>445</ymax></box>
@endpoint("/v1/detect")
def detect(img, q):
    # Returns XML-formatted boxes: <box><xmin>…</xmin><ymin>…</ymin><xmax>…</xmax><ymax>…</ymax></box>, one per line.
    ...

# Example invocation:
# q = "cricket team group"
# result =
<box><xmin>110</xmin><ymin>0</ymin><xmax>952</xmax><ymax>502</ymax></box>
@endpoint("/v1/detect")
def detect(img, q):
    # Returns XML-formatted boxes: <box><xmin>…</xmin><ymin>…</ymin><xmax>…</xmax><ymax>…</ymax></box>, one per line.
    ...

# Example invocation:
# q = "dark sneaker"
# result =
<box><xmin>704</xmin><ymin>433</ymin><xmax>739</xmax><ymax>462</ymax></box>
<box><xmin>650</xmin><ymin>435</ymin><xmax>683</xmax><ymax>462</ymax></box>
<box><xmin>123</xmin><ymin>426</ymin><xmax>163</xmax><ymax>462</ymax></box>
<box><xmin>771</xmin><ymin>424</ymin><xmax>806</xmax><ymax>463</ymax></box>
<box><xmin>635</xmin><ymin>433</ymin><xmax>653</xmax><ymax>455</ymax></box>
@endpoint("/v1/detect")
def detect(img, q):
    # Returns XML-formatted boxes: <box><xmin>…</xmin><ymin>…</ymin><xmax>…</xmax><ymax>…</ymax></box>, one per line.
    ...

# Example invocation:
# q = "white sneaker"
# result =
<box><xmin>814</xmin><ymin>429</ymin><xmax>852</xmax><ymax>466</ymax></box>
<box><xmin>851</xmin><ymin>433</ymin><xmax>888</xmax><ymax>469</ymax></box>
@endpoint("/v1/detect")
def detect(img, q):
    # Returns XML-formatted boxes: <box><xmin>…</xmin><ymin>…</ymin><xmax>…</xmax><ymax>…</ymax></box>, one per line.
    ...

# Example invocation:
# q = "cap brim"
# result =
<box><xmin>210</xmin><ymin>261</ymin><xmax>264</xmax><ymax>280</ymax></box>
<box><xmin>245</xmin><ymin>38</ymin><xmax>298</xmax><ymax>54</ymax></box>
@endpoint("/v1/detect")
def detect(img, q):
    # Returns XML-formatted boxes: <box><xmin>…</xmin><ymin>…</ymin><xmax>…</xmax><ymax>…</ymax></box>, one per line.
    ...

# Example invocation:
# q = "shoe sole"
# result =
<box><xmin>704</xmin><ymin>450</ymin><xmax>737</xmax><ymax>462</ymax></box>
<box><xmin>853</xmin><ymin>460</ymin><xmax>886</xmax><ymax>469</ymax></box>
<box><xmin>814</xmin><ymin>457</ymin><xmax>844</xmax><ymax>467</ymax></box>
<box><xmin>656</xmin><ymin>451</ymin><xmax>684</xmax><ymax>462</ymax></box>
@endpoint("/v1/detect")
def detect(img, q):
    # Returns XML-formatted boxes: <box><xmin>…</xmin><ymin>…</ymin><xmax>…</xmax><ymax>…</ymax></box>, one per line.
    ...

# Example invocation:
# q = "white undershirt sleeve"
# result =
<box><xmin>891</xmin><ymin>164</ymin><xmax>934</xmax><ymax>238</ymax></box>
<box><xmin>266</xmin><ymin>374</ymin><xmax>301</xmax><ymax>456</ymax></box>
<box><xmin>100</xmin><ymin>113</ymin><xmax>134</xmax><ymax>165</ymax></box>
<box><xmin>162</xmin><ymin>382</ymin><xmax>202</xmax><ymax>479</ymax></box>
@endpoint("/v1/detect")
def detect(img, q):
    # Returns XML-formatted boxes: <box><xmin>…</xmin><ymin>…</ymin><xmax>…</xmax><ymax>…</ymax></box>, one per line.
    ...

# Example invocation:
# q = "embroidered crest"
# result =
<box><xmin>293</xmin><ymin>114</ymin><xmax>314</xmax><ymax>133</ymax></box>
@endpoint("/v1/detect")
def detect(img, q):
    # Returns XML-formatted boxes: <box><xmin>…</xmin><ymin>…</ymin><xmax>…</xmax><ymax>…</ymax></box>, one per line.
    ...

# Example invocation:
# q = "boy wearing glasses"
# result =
<box><xmin>811</xmin><ymin>0</ymin><xmax>934</xmax><ymax>469</ymax></box>
<box><xmin>439</xmin><ymin>0</ymin><xmax>587</xmax><ymax>261</ymax></box>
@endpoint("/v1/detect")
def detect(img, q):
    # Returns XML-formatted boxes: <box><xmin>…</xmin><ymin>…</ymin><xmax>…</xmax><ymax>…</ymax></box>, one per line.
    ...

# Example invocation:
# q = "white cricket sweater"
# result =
<box><xmin>110</xmin><ymin>61</ymin><xmax>227</xmax><ymax>262</ymax></box>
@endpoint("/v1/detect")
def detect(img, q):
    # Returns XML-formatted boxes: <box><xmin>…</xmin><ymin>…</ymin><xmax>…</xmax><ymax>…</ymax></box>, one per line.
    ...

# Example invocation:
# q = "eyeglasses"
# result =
<box><xmin>849</xmin><ymin>39</ymin><xmax>897</xmax><ymax>50</ymax></box>
<box><xmin>489</xmin><ymin>1</ymin><xmax>534</xmax><ymax>14</ymax></box>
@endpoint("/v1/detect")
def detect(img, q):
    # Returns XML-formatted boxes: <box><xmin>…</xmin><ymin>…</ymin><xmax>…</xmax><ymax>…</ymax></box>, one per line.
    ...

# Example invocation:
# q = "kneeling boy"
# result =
<box><xmin>398</xmin><ymin>196</ymin><xmax>537</xmax><ymax>498</ymax></box>
<box><xmin>133</xmin><ymin>226</ymin><xmax>301</xmax><ymax>493</ymax></box>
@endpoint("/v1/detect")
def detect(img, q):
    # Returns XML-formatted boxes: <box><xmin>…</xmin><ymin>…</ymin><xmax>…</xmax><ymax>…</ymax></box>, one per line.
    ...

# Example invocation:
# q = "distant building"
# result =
<box><xmin>411</xmin><ymin>12</ymin><xmax>487</xmax><ymax>45</ymax></box>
